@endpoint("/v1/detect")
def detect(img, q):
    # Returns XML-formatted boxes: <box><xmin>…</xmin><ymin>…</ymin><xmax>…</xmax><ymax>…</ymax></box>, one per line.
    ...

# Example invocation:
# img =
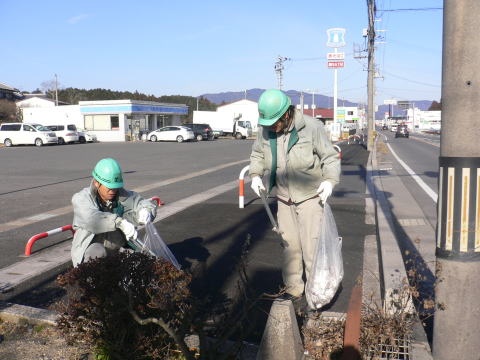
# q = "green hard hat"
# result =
<box><xmin>258</xmin><ymin>89</ymin><xmax>292</xmax><ymax>126</ymax></box>
<box><xmin>92</xmin><ymin>158</ymin><xmax>124</xmax><ymax>189</ymax></box>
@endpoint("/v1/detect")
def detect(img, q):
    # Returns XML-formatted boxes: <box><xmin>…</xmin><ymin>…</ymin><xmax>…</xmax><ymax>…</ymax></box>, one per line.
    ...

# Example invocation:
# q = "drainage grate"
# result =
<box><xmin>367</xmin><ymin>336</ymin><xmax>411</xmax><ymax>359</ymax></box>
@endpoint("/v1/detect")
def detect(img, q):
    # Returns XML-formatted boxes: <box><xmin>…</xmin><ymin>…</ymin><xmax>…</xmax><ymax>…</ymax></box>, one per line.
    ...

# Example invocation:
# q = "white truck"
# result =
<box><xmin>193</xmin><ymin>111</ymin><xmax>252</xmax><ymax>139</ymax></box>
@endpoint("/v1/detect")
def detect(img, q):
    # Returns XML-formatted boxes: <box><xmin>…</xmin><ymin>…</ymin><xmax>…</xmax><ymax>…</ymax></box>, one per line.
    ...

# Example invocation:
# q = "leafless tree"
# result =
<box><xmin>0</xmin><ymin>99</ymin><xmax>17</xmax><ymax>123</ymax></box>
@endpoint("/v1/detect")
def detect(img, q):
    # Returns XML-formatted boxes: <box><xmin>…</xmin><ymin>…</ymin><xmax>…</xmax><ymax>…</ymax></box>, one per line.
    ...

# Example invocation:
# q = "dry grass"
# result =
<box><xmin>302</xmin><ymin>286</ymin><xmax>415</xmax><ymax>360</ymax></box>
<box><xmin>0</xmin><ymin>319</ymin><xmax>91</xmax><ymax>360</ymax></box>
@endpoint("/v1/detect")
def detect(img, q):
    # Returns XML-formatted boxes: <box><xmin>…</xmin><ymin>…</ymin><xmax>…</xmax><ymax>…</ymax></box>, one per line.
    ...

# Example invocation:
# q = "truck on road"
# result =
<box><xmin>193</xmin><ymin>111</ymin><xmax>252</xmax><ymax>139</ymax></box>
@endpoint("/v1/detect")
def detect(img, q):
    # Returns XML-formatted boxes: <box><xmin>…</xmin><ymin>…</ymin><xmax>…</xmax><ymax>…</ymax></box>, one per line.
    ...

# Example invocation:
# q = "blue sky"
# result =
<box><xmin>0</xmin><ymin>0</ymin><xmax>443</xmax><ymax>105</ymax></box>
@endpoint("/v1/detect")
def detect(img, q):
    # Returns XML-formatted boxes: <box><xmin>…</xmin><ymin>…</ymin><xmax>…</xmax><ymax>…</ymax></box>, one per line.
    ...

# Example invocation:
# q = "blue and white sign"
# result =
<box><xmin>326</xmin><ymin>28</ymin><xmax>346</xmax><ymax>48</ymax></box>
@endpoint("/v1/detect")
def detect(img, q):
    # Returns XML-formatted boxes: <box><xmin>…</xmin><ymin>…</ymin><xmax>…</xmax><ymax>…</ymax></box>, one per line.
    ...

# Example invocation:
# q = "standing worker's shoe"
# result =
<box><xmin>277</xmin><ymin>293</ymin><xmax>308</xmax><ymax>315</ymax></box>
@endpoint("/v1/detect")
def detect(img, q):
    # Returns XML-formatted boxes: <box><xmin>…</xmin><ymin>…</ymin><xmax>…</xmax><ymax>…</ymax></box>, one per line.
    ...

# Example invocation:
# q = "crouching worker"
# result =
<box><xmin>71</xmin><ymin>158</ymin><xmax>157</xmax><ymax>267</ymax></box>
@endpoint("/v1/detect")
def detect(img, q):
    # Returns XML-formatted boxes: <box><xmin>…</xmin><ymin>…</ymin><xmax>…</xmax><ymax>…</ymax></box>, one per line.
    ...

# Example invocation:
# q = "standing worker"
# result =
<box><xmin>71</xmin><ymin>158</ymin><xmax>157</xmax><ymax>267</ymax></box>
<box><xmin>249</xmin><ymin>89</ymin><xmax>340</xmax><ymax>303</ymax></box>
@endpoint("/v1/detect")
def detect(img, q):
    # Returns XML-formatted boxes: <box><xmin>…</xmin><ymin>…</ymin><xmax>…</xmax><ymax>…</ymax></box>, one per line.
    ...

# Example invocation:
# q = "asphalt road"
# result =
<box><xmin>378</xmin><ymin>129</ymin><xmax>439</xmax><ymax>229</ymax></box>
<box><xmin>1</xmin><ymin>139</ymin><xmax>374</xmax><ymax>340</ymax></box>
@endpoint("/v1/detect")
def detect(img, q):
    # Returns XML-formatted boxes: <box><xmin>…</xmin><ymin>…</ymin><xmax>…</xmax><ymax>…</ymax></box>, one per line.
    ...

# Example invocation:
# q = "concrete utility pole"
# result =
<box><xmin>366</xmin><ymin>0</ymin><xmax>376</xmax><ymax>151</ymax></box>
<box><xmin>433</xmin><ymin>1</ymin><xmax>480</xmax><ymax>359</ymax></box>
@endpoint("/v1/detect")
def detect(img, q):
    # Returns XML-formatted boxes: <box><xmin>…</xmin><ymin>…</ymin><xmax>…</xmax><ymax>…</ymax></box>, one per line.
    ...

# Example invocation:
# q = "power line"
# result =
<box><xmin>378</xmin><ymin>7</ymin><xmax>442</xmax><ymax>12</ymax></box>
<box><xmin>383</xmin><ymin>70</ymin><xmax>440</xmax><ymax>87</ymax></box>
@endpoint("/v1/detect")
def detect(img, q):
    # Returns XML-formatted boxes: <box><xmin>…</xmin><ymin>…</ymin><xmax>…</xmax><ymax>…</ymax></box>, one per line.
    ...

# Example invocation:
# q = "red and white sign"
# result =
<box><xmin>327</xmin><ymin>52</ymin><xmax>345</xmax><ymax>60</ymax></box>
<box><xmin>328</xmin><ymin>61</ymin><xmax>345</xmax><ymax>69</ymax></box>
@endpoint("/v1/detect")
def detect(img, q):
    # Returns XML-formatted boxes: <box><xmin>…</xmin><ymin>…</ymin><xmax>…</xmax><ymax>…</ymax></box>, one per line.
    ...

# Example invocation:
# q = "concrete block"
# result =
<box><xmin>0</xmin><ymin>302</ymin><xmax>58</xmax><ymax>326</ymax></box>
<box><xmin>256</xmin><ymin>299</ymin><xmax>303</xmax><ymax>360</ymax></box>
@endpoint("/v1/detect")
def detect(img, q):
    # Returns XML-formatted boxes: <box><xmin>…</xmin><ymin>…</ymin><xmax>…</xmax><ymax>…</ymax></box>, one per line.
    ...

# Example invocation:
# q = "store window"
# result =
<box><xmin>84</xmin><ymin>115</ymin><xmax>120</xmax><ymax>131</ymax></box>
<box><xmin>111</xmin><ymin>116</ymin><xmax>119</xmax><ymax>129</ymax></box>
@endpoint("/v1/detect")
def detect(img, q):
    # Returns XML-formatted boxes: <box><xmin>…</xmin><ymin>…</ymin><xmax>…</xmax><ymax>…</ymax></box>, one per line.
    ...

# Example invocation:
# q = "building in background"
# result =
<box><xmin>193</xmin><ymin>99</ymin><xmax>258</xmax><ymax>134</ymax></box>
<box><xmin>0</xmin><ymin>82</ymin><xmax>22</xmax><ymax>100</ymax></box>
<box><xmin>18</xmin><ymin>98</ymin><xmax>188</xmax><ymax>142</ymax></box>
<box><xmin>406</xmin><ymin>108</ymin><xmax>441</xmax><ymax>131</ymax></box>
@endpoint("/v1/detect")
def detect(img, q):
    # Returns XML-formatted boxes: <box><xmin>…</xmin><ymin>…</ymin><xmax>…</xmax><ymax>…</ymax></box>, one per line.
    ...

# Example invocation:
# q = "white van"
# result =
<box><xmin>0</xmin><ymin>123</ymin><xmax>58</xmax><ymax>147</ymax></box>
<box><xmin>44</xmin><ymin>124</ymin><xmax>79</xmax><ymax>144</ymax></box>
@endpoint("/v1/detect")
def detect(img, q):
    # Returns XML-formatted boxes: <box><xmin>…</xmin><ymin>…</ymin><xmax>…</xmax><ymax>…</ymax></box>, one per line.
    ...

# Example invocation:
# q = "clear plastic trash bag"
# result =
<box><xmin>305</xmin><ymin>203</ymin><xmax>343</xmax><ymax>310</ymax></box>
<box><xmin>138</xmin><ymin>221</ymin><xmax>181</xmax><ymax>270</ymax></box>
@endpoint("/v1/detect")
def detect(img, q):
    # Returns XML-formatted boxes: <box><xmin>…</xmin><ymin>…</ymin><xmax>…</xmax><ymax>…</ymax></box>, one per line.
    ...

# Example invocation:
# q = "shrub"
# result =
<box><xmin>56</xmin><ymin>252</ymin><xmax>192</xmax><ymax>360</ymax></box>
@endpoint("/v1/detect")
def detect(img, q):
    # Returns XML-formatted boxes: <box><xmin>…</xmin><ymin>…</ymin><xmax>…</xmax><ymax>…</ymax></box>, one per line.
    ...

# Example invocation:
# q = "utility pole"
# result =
<box><xmin>54</xmin><ymin>74</ymin><xmax>58</xmax><ymax>106</ymax></box>
<box><xmin>366</xmin><ymin>0</ymin><xmax>376</xmax><ymax>151</ymax></box>
<box><xmin>274</xmin><ymin>56</ymin><xmax>290</xmax><ymax>90</ymax></box>
<box><xmin>300</xmin><ymin>91</ymin><xmax>304</xmax><ymax>114</ymax></box>
<box><xmin>433</xmin><ymin>1</ymin><xmax>480</xmax><ymax>359</ymax></box>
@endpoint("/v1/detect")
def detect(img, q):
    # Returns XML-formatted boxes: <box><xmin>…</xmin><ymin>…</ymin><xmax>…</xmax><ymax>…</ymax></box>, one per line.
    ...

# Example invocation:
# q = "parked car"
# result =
<box><xmin>212</xmin><ymin>129</ymin><xmax>223</xmax><ymax>138</ymax></box>
<box><xmin>45</xmin><ymin>124</ymin><xmax>79</xmax><ymax>144</ymax></box>
<box><xmin>395</xmin><ymin>125</ymin><xmax>409</xmax><ymax>138</ymax></box>
<box><xmin>382</xmin><ymin>125</ymin><xmax>388</xmax><ymax>130</ymax></box>
<box><xmin>0</xmin><ymin>122</ymin><xmax>58</xmax><ymax>147</ymax></box>
<box><xmin>183</xmin><ymin>123</ymin><xmax>214</xmax><ymax>141</ymax></box>
<box><xmin>390</xmin><ymin>124</ymin><xmax>398</xmax><ymax>132</ymax></box>
<box><xmin>147</xmin><ymin>126</ymin><xmax>195</xmax><ymax>143</ymax></box>
<box><xmin>77</xmin><ymin>128</ymin><xmax>97</xmax><ymax>143</ymax></box>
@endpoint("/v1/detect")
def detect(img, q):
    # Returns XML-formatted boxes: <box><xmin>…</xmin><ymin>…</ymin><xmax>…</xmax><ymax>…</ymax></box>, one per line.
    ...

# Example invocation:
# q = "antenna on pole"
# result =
<box><xmin>274</xmin><ymin>55</ymin><xmax>290</xmax><ymax>90</ymax></box>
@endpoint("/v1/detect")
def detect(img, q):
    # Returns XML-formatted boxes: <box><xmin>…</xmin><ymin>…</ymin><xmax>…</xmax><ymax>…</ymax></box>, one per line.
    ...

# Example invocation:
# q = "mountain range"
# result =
<box><xmin>199</xmin><ymin>88</ymin><xmax>434</xmax><ymax>119</ymax></box>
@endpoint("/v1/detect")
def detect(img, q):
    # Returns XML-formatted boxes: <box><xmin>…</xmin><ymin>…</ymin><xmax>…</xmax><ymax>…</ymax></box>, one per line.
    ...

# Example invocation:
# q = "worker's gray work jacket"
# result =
<box><xmin>249</xmin><ymin>110</ymin><xmax>340</xmax><ymax>203</ymax></box>
<box><xmin>71</xmin><ymin>181</ymin><xmax>156</xmax><ymax>266</ymax></box>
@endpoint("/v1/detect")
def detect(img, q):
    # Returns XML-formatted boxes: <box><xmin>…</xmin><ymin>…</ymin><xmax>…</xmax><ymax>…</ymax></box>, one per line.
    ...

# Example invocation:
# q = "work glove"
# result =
<box><xmin>137</xmin><ymin>208</ymin><xmax>152</xmax><ymax>225</ymax></box>
<box><xmin>251</xmin><ymin>176</ymin><xmax>266</xmax><ymax>197</ymax></box>
<box><xmin>317</xmin><ymin>181</ymin><xmax>333</xmax><ymax>205</ymax></box>
<box><xmin>117</xmin><ymin>218</ymin><xmax>137</xmax><ymax>241</ymax></box>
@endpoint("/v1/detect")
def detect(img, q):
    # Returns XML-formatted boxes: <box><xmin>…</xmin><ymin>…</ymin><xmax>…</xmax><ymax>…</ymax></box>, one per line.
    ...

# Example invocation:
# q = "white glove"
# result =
<box><xmin>137</xmin><ymin>208</ymin><xmax>151</xmax><ymax>225</ymax></box>
<box><xmin>117</xmin><ymin>219</ymin><xmax>137</xmax><ymax>241</ymax></box>
<box><xmin>317</xmin><ymin>181</ymin><xmax>333</xmax><ymax>205</ymax></box>
<box><xmin>251</xmin><ymin>176</ymin><xmax>266</xmax><ymax>197</ymax></box>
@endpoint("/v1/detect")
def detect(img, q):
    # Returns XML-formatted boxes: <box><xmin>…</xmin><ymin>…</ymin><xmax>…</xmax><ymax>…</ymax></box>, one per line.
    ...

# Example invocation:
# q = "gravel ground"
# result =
<box><xmin>0</xmin><ymin>319</ymin><xmax>91</xmax><ymax>360</ymax></box>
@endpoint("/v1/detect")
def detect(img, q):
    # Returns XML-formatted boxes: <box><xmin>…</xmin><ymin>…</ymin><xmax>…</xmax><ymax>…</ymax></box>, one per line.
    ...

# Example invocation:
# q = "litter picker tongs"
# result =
<box><xmin>259</xmin><ymin>189</ymin><xmax>281</xmax><ymax>235</ymax></box>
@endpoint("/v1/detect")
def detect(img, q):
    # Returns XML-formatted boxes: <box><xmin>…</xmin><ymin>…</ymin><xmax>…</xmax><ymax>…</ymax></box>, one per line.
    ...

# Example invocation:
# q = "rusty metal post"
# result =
<box><xmin>341</xmin><ymin>284</ymin><xmax>362</xmax><ymax>360</ymax></box>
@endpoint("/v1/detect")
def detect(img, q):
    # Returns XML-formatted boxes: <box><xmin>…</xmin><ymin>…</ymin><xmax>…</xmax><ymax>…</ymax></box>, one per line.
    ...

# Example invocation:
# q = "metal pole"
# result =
<box><xmin>300</xmin><ymin>91</ymin><xmax>304</xmax><ymax>114</ymax></box>
<box><xmin>334</xmin><ymin>48</ymin><xmax>338</xmax><ymax>125</ymax></box>
<box><xmin>433</xmin><ymin>1</ymin><xmax>480</xmax><ymax>359</ymax></box>
<box><xmin>54</xmin><ymin>74</ymin><xmax>58</xmax><ymax>106</ymax></box>
<box><xmin>366</xmin><ymin>0</ymin><xmax>375</xmax><ymax>151</ymax></box>
<box><xmin>312</xmin><ymin>91</ymin><xmax>315</xmax><ymax>118</ymax></box>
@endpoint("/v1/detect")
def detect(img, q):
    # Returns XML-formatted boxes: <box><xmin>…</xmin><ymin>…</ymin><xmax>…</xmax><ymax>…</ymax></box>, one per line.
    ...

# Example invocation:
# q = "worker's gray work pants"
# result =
<box><xmin>83</xmin><ymin>230</ymin><xmax>126</xmax><ymax>264</ymax></box>
<box><xmin>277</xmin><ymin>197</ymin><xmax>324</xmax><ymax>297</ymax></box>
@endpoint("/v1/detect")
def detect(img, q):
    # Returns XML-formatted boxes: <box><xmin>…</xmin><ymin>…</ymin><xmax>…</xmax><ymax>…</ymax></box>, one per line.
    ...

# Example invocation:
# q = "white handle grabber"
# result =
<box><xmin>258</xmin><ymin>190</ymin><xmax>288</xmax><ymax>248</ymax></box>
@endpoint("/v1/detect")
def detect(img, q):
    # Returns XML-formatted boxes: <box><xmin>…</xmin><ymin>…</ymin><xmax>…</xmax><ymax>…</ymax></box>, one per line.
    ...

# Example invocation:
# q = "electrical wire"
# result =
<box><xmin>383</xmin><ymin>70</ymin><xmax>440</xmax><ymax>87</ymax></box>
<box><xmin>378</xmin><ymin>7</ymin><xmax>442</xmax><ymax>12</ymax></box>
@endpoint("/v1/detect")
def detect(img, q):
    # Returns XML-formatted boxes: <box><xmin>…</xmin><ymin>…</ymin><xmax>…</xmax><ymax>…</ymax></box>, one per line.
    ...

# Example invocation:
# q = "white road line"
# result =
<box><xmin>0</xmin><ymin>178</ymin><xmax>251</xmax><ymax>293</ymax></box>
<box><xmin>0</xmin><ymin>159</ymin><xmax>249</xmax><ymax>233</ymax></box>
<box><xmin>381</xmin><ymin>134</ymin><xmax>438</xmax><ymax>203</ymax></box>
<box><xmin>153</xmin><ymin>179</ymin><xmax>242</xmax><ymax>222</ymax></box>
<box><xmin>134</xmin><ymin>159</ymin><xmax>248</xmax><ymax>193</ymax></box>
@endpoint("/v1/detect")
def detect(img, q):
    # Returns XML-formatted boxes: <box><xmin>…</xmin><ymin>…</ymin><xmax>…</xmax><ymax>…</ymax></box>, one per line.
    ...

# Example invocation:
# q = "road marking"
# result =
<box><xmin>0</xmin><ymin>159</ymin><xmax>249</xmax><ymax>233</ymax></box>
<box><xmin>398</xmin><ymin>218</ymin><xmax>427</xmax><ymax>227</ymax></box>
<box><xmin>134</xmin><ymin>159</ymin><xmax>249</xmax><ymax>193</ymax></box>
<box><xmin>0</xmin><ymin>177</ymin><xmax>251</xmax><ymax>295</ymax></box>
<box><xmin>381</xmin><ymin>133</ymin><xmax>438</xmax><ymax>203</ymax></box>
<box><xmin>153</xmin><ymin>179</ymin><xmax>243</xmax><ymax>222</ymax></box>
